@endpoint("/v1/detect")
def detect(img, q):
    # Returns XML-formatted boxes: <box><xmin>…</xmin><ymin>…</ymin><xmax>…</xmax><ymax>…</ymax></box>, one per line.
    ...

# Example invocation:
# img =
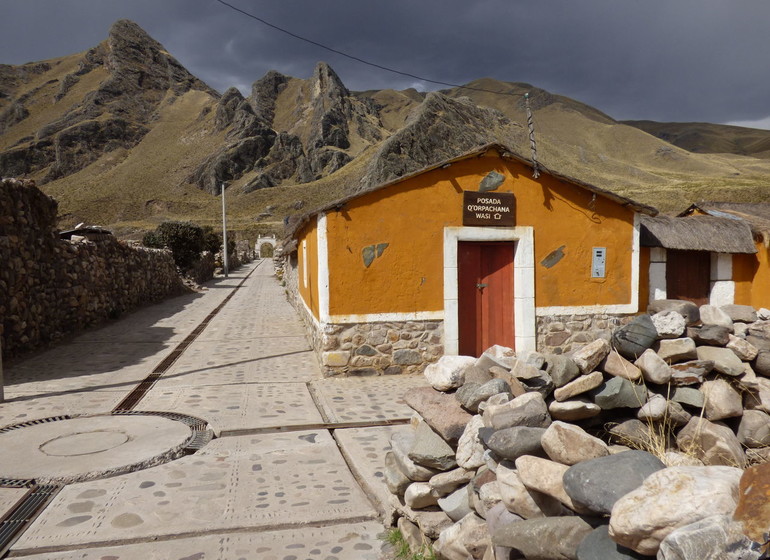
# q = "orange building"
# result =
<box><xmin>646</xmin><ymin>203</ymin><xmax>770</xmax><ymax>309</ymax></box>
<box><xmin>283</xmin><ymin>144</ymin><xmax>657</xmax><ymax>376</ymax></box>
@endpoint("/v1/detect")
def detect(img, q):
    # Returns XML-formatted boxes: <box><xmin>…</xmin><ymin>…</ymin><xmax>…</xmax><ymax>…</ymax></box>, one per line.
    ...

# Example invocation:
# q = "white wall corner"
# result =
<box><xmin>649</xmin><ymin>262</ymin><xmax>667</xmax><ymax>303</ymax></box>
<box><xmin>712</xmin><ymin>252</ymin><xmax>733</xmax><ymax>282</ymax></box>
<box><xmin>650</xmin><ymin>247</ymin><xmax>667</xmax><ymax>263</ymax></box>
<box><xmin>317</xmin><ymin>213</ymin><xmax>330</xmax><ymax>323</ymax></box>
<box><xmin>710</xmin><ymin>280</ymin><xmax>735</xmax><ymax>306</ymax></box>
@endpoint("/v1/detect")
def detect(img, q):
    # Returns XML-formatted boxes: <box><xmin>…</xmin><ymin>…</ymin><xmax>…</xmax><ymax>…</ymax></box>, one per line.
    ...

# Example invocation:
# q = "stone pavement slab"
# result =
<box><xmin>14</xmin><ymin>430</ymin><xmax>377</xmax><ymax>553</ymax></box>
<box><xmin>155</xmin><ymin>337</ymin><xmax>318</xmax><ymax>386</ymax></box>
<box><xmin>70</xmin><ymin>288</ymin><xmax>231</xmax><ymax>345</ymax></box>
<box><xmin>335</xmin><ymin>424</ymin><xmax>412</xmax><ymax>517</ymax></box>
<box><xmin>136</xmin><ymin>382</ymin><xmax>324</xmax><ymax>435</ymax></box>
<box><xmin>17</xmin><ymin>521</ymin><xmax>386</xmax><ymax>559</ymax></box>
<box><xmin>311</xmin><ymin>375</ymin><xmax>429</xmax><ymax>423</ymax></box>
<box><xmin>4</xmin><ymin>341</ymin><xmax>175</xmax><ymax>393</ymax></box>
<box><xmin>198</xmin><ymin>272</ymin><xmax>309</xmax><ymax>341</ymax></box>
<box><xmin>0</xmin><ymin>487</ymin><xmax>27</xmax><ymax>517</ymax></box>
<box><xmin>0</xmin><ymin>415</ymin><xmax>192</xmax><ymax>483</ymax></box>
<box><xmin>0</xmin><ymin>390</ymin><xmax>125</xmax><ymax>428</ymax></box>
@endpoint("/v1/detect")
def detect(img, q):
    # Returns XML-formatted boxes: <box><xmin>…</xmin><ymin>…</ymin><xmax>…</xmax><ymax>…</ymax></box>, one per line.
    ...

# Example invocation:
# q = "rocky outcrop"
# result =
<box><xmin>193</xmin><ymin>61</ymin><xmax>384</xmax><ymax>192</ymax></box>
<box><xmin>360</xmin><ymin>92</ymin><xmax>524</xmax><ymax>190</ymax></box>
<box><xmin>0</xmin><ymin>20</ymin><xmax>216</xmax><ymax>183</ymax></box>
<box><xmin>385</xmin><ymin>301</ymin><xmax>770</xmax><ymax>559</ymax></box>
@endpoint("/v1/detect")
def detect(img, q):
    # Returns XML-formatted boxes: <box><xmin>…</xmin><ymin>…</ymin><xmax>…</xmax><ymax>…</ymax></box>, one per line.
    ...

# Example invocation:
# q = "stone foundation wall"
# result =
<box><xmin>1</xmin><ymin>178</ymin><xmax>187</xmax><ymax>358</ymax></box>
<box><xmin>537</xmin><ymin>312</ymin><xmax>634</xmax><ymax>355</ymax></box>
<box><xmin>320</xmin><ymin>321</ymin><xmax>443</xmax><ymax>377</ymax></box>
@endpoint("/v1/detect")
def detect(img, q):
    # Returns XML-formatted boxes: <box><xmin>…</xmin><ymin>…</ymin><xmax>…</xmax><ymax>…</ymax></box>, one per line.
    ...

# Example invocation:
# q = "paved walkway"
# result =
<box><xmin>0</xmin><ymin>260</ymin><xmax>429</xmax><ymax>559</ymax></box>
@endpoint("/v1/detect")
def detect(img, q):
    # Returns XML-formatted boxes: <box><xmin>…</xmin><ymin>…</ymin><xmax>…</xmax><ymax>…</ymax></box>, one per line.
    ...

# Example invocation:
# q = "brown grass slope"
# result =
<box><xmin>3</xmin><ymin>21</ymin><xmax>770</xmax><ymax>241</ymax></box>
<box><xmin>624</xmin><ymin>120</ymin><xmax>770</xmax><ymax>159</ymax></box>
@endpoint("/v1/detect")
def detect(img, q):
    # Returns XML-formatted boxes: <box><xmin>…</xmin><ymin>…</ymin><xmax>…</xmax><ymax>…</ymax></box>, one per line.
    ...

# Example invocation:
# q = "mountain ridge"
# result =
<box><xmin>2</xmin><ymin>19</ymin><xmax>770</xmax><ymax>239</ymax></box>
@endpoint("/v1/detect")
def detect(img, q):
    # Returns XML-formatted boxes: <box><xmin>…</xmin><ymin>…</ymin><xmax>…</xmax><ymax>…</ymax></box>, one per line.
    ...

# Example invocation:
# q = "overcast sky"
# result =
<box><xmin>2</xmin><ymin>0</ymin><xmax>770</xmax><ymax>128</ymax></box>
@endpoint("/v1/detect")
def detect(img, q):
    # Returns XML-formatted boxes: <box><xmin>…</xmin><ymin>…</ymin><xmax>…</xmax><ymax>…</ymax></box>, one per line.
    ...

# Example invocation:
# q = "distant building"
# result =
<box><xmin>283</xmin><ymin>143</ymin><xmax>657</xmax><ymax>376</ymax></box>
<box><xmin>639</xmin><ymin>202</ymin><xmax>770</xmax><ymax>309</ymax></box>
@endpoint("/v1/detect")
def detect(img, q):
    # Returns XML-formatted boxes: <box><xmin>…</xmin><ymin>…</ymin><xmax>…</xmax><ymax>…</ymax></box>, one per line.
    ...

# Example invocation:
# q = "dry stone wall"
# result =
<box><xmin>1</xmin><ymin>178</ymin><xmax>187</xmax><ymax>358</ymax></box>
<box><xmin>537</xmin><ymin>313</ymin><xmax>632</xmax><ymax>355</ymax></box>
<box><xmin>386</xmin><ymin>300</ymin><xmax>770</xmax><ymax>560</ymax></box>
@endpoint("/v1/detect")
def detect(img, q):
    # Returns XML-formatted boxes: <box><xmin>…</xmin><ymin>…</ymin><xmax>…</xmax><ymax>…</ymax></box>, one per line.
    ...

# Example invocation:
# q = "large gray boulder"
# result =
<box><xmin>592</xmin><ymin>377</ymin><xmax>648</xmax><ymax>410</ymax></box>
<box><xmin>491</xmin><ymin>517</ymin><xmax>598</xmax><ymax>560</ymax></box>
<box><xmin>577</xmin><ymin>525</ymin><xmax>651</xmax><ymax>560</ymax></box>
<box><xmin>720</xmin><ymin>304</ymin><xmax>757</xmax><ymax>324</ymax></box>
<box><xmin>612</xmin><ymin>314</ymin><xmax>658</xmax><ymax>360</ymax></box>
<box><xmin>408</xmin><ymin>420</ymin><xmax>458</xmax><ymax>471</ymax></box>
<box><xmin>480</xmin><ymin>426</ymin><xmax>546</xmax><ymax>461</ymax></box>
<box><xmin>545</xmin><ymin>354</ymin><xmax>581</xmax><ymax>388</ymax></box>
<box><xmin>562</xmin><ymin>450</ymin><xmax>666</xmax><ymax>515</ymax></box>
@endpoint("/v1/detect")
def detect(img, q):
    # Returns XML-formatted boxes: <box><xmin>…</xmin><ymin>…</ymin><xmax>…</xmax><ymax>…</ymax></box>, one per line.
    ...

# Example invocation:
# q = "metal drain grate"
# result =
<box><xmin>112</xmin><ymin>410</ymin><xmax>208</xmax><ymax>430</ymax></box>
<box><xmin>0</xmin><ymin>484</ymin><xmax>60</xmax><ymax>558</ymax></box>
<box><xmin>0</xmin><ymin>480</ymin><xmax>34</xmax><ymax>489</ymax></box>
<box><xmin>112</xmin><ymin>374</ymin><xmax>161</xmax><ymax>411</ymax></box>
<box><xmin>0</xmin><ymin>416</ymin><xmax>72</xmax><ymax>434</ymax></box>
<box><xmin>183</xmin><ymin>429</ymin><xmax>214</xmax><ymax>452</ymax></box>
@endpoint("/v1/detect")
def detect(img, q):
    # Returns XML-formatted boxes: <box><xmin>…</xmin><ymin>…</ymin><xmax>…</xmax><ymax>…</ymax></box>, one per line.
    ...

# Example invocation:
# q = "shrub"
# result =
<box><xmin>142</xmin><ymin>221</ymin><xmax>206</xmax><ymax>271</ymax></box>
<box><xmin>202</xmin><ymin>225</ymin><xmax>222</xmax><ymax>256</ymax></box>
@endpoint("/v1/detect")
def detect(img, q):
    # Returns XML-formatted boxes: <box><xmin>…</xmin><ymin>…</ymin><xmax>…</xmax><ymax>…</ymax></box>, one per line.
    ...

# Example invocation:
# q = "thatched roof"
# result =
<box><xmin>640</xmin><ymin>215</ymin><xmax>756</xmax><ymax>253</ymax></box>
<box><xmin>283</xmin><ymin>143</ymin><xmax>658</xmax><ymax>247</ymax></box>
<box><xmin>680</xmin><ymin>202</ymin><xmax>770</xmax><ymax>239</ymax></box>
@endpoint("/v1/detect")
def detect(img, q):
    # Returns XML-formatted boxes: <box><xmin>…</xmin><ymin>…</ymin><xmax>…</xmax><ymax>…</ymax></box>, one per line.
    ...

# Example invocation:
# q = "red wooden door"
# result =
<box><xmin>458</xmin><ymin>242</ymin><xmax>515</xmax><ymax>357</ymax></box>
<box><xmin>666</xmin><ymin>250</ymin><xmax>711</xmax><ymax>306</ymax></box>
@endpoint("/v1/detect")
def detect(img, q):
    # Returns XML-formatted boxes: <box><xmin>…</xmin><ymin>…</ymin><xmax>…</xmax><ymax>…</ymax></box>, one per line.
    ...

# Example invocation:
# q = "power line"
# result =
<box><xmin>213</xmin><ymin>0</ymin><xmax>526</xmax><ymax>98</ymax></box>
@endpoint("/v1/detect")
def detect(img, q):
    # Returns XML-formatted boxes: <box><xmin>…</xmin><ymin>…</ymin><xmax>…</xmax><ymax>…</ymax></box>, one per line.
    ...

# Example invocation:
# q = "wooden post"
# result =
<box><xmin>0</xmin><ymin>345</ymin><xmax>4</xmax><ymax>403</ymax></box>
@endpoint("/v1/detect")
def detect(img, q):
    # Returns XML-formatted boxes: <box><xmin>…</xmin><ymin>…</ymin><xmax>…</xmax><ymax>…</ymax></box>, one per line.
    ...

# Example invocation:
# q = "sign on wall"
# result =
<box><xmin>592</xmin><ymin>247</ymin><xmax>606</xmax><ymax>278</ymax></box>
<box><xmin>463</xmin><ymin>192</ymin><xmax>516</xmax><ymax>227</ymax></box>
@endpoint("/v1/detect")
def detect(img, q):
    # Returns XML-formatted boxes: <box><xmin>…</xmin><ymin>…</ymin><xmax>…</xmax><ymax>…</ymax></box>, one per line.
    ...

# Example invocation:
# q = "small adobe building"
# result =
<box><xmin>283</xmin><ymin>143</ymin><xmax>657</xmax><ymax>376</ymax></box>
<box><xmin>639</xmin><ymin>202</ymin><xmax>770</xmax><ymax>309</ymax></box>
<box><xmin>639</xmin><ymin>212</ymin><xmax>757</xmax><ymax>307</ymax></box>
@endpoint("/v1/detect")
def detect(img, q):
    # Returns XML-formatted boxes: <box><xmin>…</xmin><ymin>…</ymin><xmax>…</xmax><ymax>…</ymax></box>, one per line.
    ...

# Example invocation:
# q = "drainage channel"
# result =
<box><xmin>0</xmin><ymin>262</ymin><xmax>262</xmax><ymax>558</ymax></box>
<box><xmin>113</xmin><ymin>261</ymin><xmax>262</xmax><ymax>412</ymax></box>
<box><xmin>0</xmin><ymin>484</ymin><xmax>60</xmax><ymax>559</ymax></box>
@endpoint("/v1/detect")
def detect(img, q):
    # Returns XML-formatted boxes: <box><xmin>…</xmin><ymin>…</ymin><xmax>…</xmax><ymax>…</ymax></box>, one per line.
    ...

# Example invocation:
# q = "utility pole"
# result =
<box><xmin>221</xmin><ymin>182</ymin><xmax>229</xmax><ymax>278</ymax></box>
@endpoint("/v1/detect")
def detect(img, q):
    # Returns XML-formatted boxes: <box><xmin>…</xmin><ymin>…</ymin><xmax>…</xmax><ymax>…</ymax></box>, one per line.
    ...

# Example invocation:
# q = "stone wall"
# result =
<box><xmin>1</xmin><ymin>178</ymin><xmax>187</xmax><ymax>358</ymax></box>
<box><xmin>320</xmin><ymin>321</ymin><xmax>443</xmax><ymax>376</ymax></box>
<box><xmin>537</xmin><ymin>313</ymin><xmax>633</xmax><ymax>355</ymax></box>
<box><xmin>282</xmin><ymin>254</ymin><xmax>443</xmax><ymax>376</ymax></box>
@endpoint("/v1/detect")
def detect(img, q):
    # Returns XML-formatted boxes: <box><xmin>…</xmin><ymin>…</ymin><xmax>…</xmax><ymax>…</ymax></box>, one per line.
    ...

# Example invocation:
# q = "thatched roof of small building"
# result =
<box><xmin>680</xmin><ymin>202</ymin><xmax>770</xmax><ymax>242</ymax></box>
<box><xmin>640</xmin><ymin>214</ymin><xmax>756</xmax><ymax>254</ymax></box>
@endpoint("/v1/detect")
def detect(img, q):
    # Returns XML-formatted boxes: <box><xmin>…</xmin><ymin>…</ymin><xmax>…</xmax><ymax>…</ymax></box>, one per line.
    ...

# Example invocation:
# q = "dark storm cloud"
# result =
<box><xmin>2</xmin><ymin>0</ymin><xmax>769</xmax><ymax>126</ymax></box>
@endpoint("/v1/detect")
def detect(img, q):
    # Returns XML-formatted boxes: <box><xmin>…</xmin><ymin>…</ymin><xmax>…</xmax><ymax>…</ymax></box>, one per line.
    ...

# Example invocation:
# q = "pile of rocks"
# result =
<box><xmin>385</xmin><ymin>300</ymin><xmax>770</xmax><ymax>560</ymax></box>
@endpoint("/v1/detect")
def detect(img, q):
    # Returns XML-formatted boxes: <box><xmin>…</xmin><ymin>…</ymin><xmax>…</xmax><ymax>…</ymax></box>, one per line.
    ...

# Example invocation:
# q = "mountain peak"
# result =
<box><xmin>312</xmin><ymin>62</ymin><xmax>348</xmax><ymax>99</ymax></box>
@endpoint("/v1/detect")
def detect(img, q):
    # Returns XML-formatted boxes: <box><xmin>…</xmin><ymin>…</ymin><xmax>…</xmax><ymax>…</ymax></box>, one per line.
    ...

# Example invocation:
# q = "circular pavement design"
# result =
<box><xmin>0</xmin><ymin>413</ymin><xmax>208</xmax><ymax>484</ymax></box>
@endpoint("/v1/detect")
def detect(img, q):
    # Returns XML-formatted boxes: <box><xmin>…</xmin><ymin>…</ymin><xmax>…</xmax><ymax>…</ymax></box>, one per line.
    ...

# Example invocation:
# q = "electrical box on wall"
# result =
<box><xmin>592</xmin><ymin>247</ymin><xmax>606</xmax><ymax>278</ymax></box>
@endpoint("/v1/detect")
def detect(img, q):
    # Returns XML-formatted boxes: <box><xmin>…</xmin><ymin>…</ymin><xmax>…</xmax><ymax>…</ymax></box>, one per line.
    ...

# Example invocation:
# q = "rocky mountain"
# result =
<box><xmin>2</xmin><ymin>19</ymin><xmax>770</xmax><ymax>238</ymax></box>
